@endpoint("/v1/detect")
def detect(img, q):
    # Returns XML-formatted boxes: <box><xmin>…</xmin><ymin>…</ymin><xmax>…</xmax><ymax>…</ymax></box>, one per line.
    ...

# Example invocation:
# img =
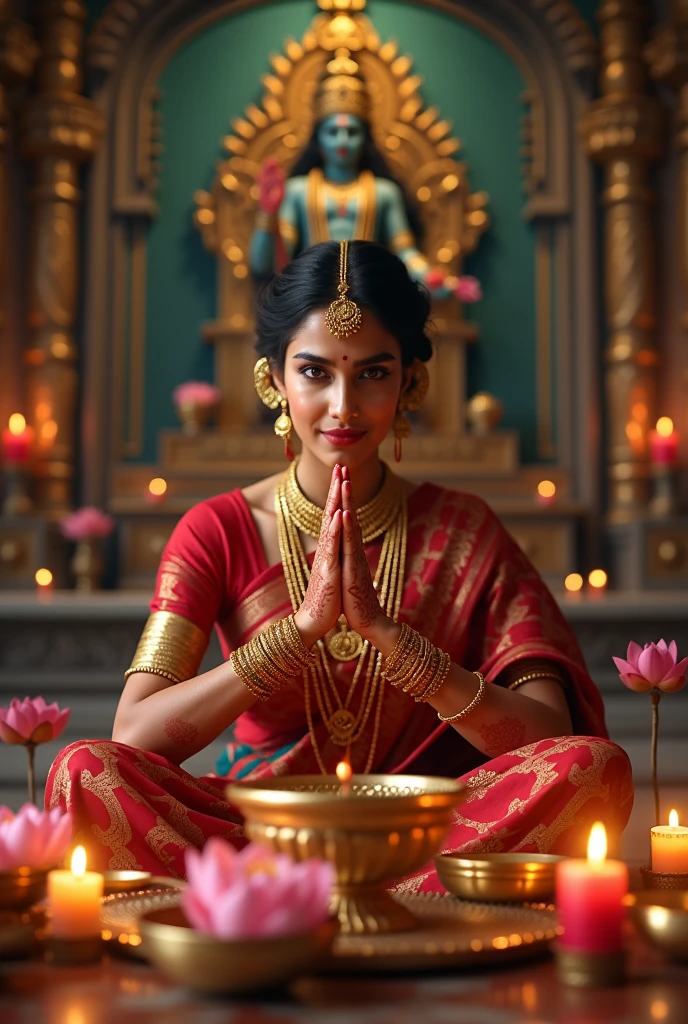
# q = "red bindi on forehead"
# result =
<box><xmin>342</xmin><ymin>355</ymin><xmax>348</xmax><ymax>360</ymax></box>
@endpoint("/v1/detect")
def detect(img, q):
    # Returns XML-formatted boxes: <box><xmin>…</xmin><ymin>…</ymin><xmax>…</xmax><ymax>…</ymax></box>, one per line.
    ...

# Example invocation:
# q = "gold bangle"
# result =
<box><xmin>382</xmin><ymin>624</ymin><xmax>452</xmax><ymax>703</ymax></box>
<box><xmin>437</xmin><ymin>671</ymin><xmax>486</xmax><ymax>723</ymax></box>
<box><xmin>507</xmin><ymin>671</ymin><xmax>566</xmax><ymax>692</ymax></box>
<box><xmin>125</xmin><ymin>611</ymin><xmax>208</xmax><ymax>683</ymax></box>
<box><xmin>230</xmin><ymin>614</ymin><xmax>314</xmax><ymax>701</ymax></box>
<box><xmin>255</xmin><ymin>209</ymin><xmax>278</xmax><ymax>232</ymax></box>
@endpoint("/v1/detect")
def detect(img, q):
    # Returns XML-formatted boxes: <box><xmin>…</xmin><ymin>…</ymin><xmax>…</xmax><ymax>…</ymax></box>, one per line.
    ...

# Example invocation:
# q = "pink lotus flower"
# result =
<box><xmin>0</xmin><ymin>804</ymin><xmax>72</xmax><ymax>871</ymax></box>
<box><xmin>60</xmin><ymin>506</ymin><xmax>115</xmax><ymax>541</ymax></box>
<box><xmin>0</xmin><ymin>697</ymin><xmax>71</xmax><ymax>746</ymax></box>
<box><xmin>455</xmin><ymin>275</ymin><xmax>483</xmax><ymax>303</ymax></box>
<box><xmin>613</xmin><ymin>640</ymin><xmax>688</xmax><ymax>694</ymax></box>
<box><xmin>172</xmin><ymin>381</ymin><xmax>221</xmax><ymax>407</ymax></box>
<box><xmin>182</xmin><ymin>839</ymin><xmax>334</xmax><ymax>941</ymax></box>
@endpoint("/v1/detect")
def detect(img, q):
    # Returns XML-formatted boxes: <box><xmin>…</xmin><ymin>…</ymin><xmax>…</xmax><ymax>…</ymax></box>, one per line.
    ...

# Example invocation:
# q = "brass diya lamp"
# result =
<box><xmin>0</xmin><ymin>867</ymin><xmax>50</xmax><ymax>912</ymax></box>
<box><xmin>227</xmin><ymin>773</ymin><xmax>465</xmax><ymax>935</ymax></box>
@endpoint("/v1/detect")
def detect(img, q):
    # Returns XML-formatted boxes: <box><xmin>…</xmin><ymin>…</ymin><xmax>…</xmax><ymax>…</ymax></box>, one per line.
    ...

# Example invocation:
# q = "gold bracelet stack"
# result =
<box><xmin>437</xmin><ymin>671</ymin><xmax>486</xmax><ymax>723</ymax></box>
<box><xmin>382</xmin><ymin>623</ymin><xmax>452</xmax><ymax>703</ymax></box>
<box><xmin>231</xmin><ymin>615</ymin><xmax>314</xmax><ymax>701</ymax></box>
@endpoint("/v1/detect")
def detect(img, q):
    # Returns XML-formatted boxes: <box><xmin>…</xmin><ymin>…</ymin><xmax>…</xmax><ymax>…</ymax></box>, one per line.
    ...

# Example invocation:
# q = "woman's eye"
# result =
<box><xmin>301</xmin><ymin>366</ymin><xmax>329</xmax><ymax>380</ymax></box>
<box><xmin>360</xmin><ymin>367</ymin><xmax>389</xmax><ymax>380</ymax></box>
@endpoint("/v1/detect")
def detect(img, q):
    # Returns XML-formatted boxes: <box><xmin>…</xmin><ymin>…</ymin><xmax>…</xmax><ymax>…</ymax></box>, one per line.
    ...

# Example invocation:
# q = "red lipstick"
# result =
<box><xmin>321</xmin><ymin>428</ymin><xmax>366</xmax><ymax>447</ymax></box>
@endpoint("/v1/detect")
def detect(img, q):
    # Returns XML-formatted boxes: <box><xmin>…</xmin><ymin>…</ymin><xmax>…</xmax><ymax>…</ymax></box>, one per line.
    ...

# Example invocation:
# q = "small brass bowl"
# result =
<box><xmin>639</xmin><ymin>865</ymin><xmax>688</xmax><ymax>891</ymax></box>
<box><xmin>0</xmin><ymin>868</ymin><xmax>50</xmax><ymax>912</ymax></box>
<box><xmin>101</xmin><ymin>871</ymin><xmax>152</xmax><ymax>894</ymax></box>
<box><xmin>627</xmin><ymin>889</ymin><xmax>688</xmax><ymax>961</ymax></box>
<box><xmin>139</xmin><ymin>906</ymin><xmax>336</xmax><ymax>995</ymax></box>
<box><xmin>434</xmin><ymin>853</ymin><xmax>564</xmax><ymax>902</ymax></box>
<box><xmin>227</xmin><ymin>774</ymin><xmax>465</xmax><ymax>935</ymax></box>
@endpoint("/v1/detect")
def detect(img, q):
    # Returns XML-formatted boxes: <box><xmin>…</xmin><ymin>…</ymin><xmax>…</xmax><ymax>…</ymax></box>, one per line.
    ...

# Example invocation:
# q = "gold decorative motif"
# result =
<box><xmin>253</xmin><ymin>356</ymin><xmax>282</xmax><ymax>410</ymax></box>
<box><xmin>314</xmin><ymin>47</ymin><xmax>370</xmax><ymax>122</ymax></box>
<box><xmin>306</xmin><ymin>168</ymin><xmax>376</xmax><ymax>243</ymax></box>
<box><xmin>327</xmin><ymin>617</ymin><xmax>364</xmax><ymax>661</ymax></box>
<box><xmin>325</xmin><ymin>239</ymin><xmax>362</xmax><ymax>337</ymax></box>
<box><xmin>125</xmin><ymin>611</ymin><xmax>208</xmax><ymax>683</ymax></box>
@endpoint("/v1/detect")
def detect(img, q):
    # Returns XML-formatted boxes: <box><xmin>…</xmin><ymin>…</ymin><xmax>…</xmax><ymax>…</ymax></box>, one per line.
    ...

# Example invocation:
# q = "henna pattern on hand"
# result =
<box><xmin>304</xmin><ymin>566</ymin><xmax>336</xmax><ymax>622</ymax></box>
<box><xmin>477</xmin><ymin>717</ymin><xmax>526</xmax><ymax>758</ymax></box>
<box><xmin>163</xmin><ymin>716</ymin><xmax>200</xmax><ymax>758</ymax></box>
<box><xmin>343</xmin><ymin>510</ymin><xmax>380</xmax><ymax>628</ymax></box>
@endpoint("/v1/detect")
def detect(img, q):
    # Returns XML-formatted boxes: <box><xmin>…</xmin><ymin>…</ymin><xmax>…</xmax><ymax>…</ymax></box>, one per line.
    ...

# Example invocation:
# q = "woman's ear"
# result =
<box><xmin>270</xmin><ymin>364</ymin><xmax>287</xmax><ymax>399</ymax></box>
<box><xmin>399</xmin><ymin>364</ymin><xmax>414</xmax><ymax>404</ymax></box>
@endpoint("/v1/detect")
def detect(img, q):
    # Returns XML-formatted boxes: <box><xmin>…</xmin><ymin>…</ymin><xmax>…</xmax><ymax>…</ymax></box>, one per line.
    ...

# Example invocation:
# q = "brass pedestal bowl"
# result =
<box><xmin>435</xmin><ymin>852</ymin><xmax>564</xmax><ymax>902</ymax></box>
<box><xmin>0</xmin><ymin>868</ymin><xmax>50</xmax><ymax>912</ymax></box>
<box><xmin>227</xmin><ymin>774</ymin><xmax>465</xmax><ymax>935</ymax></box>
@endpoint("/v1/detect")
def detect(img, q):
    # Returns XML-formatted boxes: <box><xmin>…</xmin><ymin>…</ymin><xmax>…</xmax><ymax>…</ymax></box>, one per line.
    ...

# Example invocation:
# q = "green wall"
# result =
<box><xmin>108</xmin><ymin>0</ymin><xmax>575</xmax><ymax>464</ymax></box>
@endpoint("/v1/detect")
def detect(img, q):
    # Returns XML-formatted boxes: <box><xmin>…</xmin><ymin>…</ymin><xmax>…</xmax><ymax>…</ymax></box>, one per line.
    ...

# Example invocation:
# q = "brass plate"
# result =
<box><xmin>102</xmin><ymin>871</ymin><xmax>153</xmax><ymax>894</ymax></box>
<box><xmin>102</xmin><ymin>889</ymin><xmax>557</xmax><ymax>972</ymax></box>
<box><xmin>435</xmin><ymin>852</ymin><xmax>564</xmax><ymax>903</ymax></box>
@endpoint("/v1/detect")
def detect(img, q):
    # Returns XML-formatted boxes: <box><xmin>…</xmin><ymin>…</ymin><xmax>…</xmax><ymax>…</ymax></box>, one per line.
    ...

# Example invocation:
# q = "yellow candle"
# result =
<box><xmin>48</xmin><ymin>846</ymin><xmax>103</xmax><ymax>938</ymax></box>
<box><xmin>651</xmin><ymin>809</ymin><xmax>688</xmax><ymax>873</ymax></box>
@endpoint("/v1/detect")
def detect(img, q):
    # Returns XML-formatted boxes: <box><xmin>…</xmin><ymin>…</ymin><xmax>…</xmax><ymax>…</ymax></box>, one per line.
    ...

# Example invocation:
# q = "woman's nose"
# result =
<box><xmin>329</xmin><ymin>379</ymin><xmax>359</xmax><ymax>423</ymax></box>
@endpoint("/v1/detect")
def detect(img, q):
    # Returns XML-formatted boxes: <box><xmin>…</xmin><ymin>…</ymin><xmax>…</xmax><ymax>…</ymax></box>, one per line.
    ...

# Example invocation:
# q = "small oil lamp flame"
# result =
<box><xmin>587</xmin><ymin>821</ymin><xmax>607</xmax><ymax>865</ymax></box>
<box><xmin>71</xmin><ymin>845</ymin><xmax>87</xmax><ymax>879</ymax></box>
<box><xmin>669</xmin><ymin>808</ymin><xmax>679</xmax><ymax>828</ymax></box>
<box><xmin>336</xmin><ymin>757</ymin><xmax>352</xmax><ymax>797</ymax></box>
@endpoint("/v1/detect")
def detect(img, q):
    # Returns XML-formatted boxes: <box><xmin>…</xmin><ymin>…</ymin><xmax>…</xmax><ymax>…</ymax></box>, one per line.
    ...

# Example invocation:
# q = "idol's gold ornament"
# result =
<box><xmin>325</xmin><ymin>240</ymin><xmax>362</xmax><ymax>339</ymax></box>
<box><xmin>314</xmin><ymin>48</ymin><xmax>370</xmax><ymax>124</ymax></box>
<box><xmin>276</xmin><ymin>464</ymin><xmax>406</xmax><ymax>771</ymax></box>
<box><xmin>306</xmin><ymin>167</ymin><xmax>377</xmax><ymax>243</ymax></box>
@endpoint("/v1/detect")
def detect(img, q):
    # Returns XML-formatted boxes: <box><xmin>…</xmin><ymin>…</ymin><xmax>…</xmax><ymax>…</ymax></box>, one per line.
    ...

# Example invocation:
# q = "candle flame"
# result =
<box><xmin>669</xmin><ymin>808</ymin><xmax>679</xmax><ymax>827</ymax></box>
<box><xmin>587</xmin><ymin>821</ymin><xmax>607</xmax><ymax>864</ymax></box>
<box><xmin>537</xmin><ymin>480</ymin><xmax>556</xmax><ymax>499</ymax></box>
<box><xmin>71</xmin><ymin>845</ymin><xmax>87</xmax><ymax>878</ymax></box>
<box><xmin>656</xmin><ymin>417</ymin><xmax>674</xmax><ymax>438</ymax></box>
<box><xmin>8</xmin><ymin>413</ymin><xmax>26</xmax><ymax>435</ymax></box>
<box><xmin>336</xmin><ymin>760</ymin><xmax>352</xmax><ymax>785</ymax></box>
<box><xmin>588</xmin><ymin>569</ymin><xmax>608</xmax><ymax>589</ymax></box>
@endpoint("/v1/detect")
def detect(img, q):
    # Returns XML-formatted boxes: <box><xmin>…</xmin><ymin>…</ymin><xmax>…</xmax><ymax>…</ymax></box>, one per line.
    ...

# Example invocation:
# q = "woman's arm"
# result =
<box><xmin>112</xmin><ymin>664</ymin><xmax>257</xmax><ymax>763</ymax></box>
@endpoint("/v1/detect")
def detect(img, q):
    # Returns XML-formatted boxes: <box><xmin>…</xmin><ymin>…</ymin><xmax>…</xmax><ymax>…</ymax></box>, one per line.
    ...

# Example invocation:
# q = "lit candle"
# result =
<box><xmin>537</xmin><ymin>480</ymin><xmax>556</xmax><ymax>507</ymax></box>
<box><xmin>650</xmin><ymin>417</ymin><xmax>679</xmax><ymax>466</ymax></box>
<box><xmin>35</xmin><ymin>568</ymin><xmax>53</xmax><ymax>600</ymax></box>
<box><xmin>336</xmin><ymin>753</ymin><xmax>353</xmax><ymax>798</ymax></box>
<box><xmin>651</xmin><ymin>809</ymin><xmax>688</xmax><ymax>874</ymax></box>
<box><xmin>587</xmin><ymin>569</ymin><xmax>607</xmax><ymax>598</ymax></box>
<box><xmin>555</xmin><ymin>822</ymin><xmax>628</xmax><ymax>952</ymax></box>
<box><xmin>2</xmin><ymin>414</ymin><xmax>32</xmax><ymax>463</ymax></box>
<box><xmin>564</xmin><ymin>573</ymin><xmax>583</xmax><ymax>602</ymax></box>
<box><xmin>48</xmin><ymin>846</ymin><xmax>103</xmax><ymax>939</ymax></box>
<box><xmin>146</xmin><ymin>477</ymin><xmax>168</xmax><ymax>504</ymax></box>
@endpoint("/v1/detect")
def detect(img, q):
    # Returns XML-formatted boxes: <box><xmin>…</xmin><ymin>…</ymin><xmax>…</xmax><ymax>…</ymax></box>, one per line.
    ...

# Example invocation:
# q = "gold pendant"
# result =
<box><xmin>327</xmin><ymin>619</ymin><xmax>364</xmax><ymax>662</ymax></box>
<box><xmin>327</xmin><ymin>708</ymin><xmax>356</xmax><ymax>745</ymax></box>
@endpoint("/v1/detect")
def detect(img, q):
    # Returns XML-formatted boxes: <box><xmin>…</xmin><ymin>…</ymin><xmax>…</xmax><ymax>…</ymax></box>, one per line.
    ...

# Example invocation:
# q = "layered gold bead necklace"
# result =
<box><xmin>275</xmin><ymin>461</ymin><xmax>407</xmax><ymax>773</ymax></box>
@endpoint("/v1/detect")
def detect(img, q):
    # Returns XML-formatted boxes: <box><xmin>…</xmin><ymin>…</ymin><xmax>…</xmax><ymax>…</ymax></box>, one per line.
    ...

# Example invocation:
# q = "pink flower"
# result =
<box><xmin>172</xmin><ymin>381</ymin><xmax>221</xmax><ymax>407</ymax></box>
<box><xmin>182</xmin><ymin>838</ymin><xmax>334</xmax><ymax>941</ymax></box>
<box><xmin>455</xmin><ymin>275</ymin><xmax>482</xmax><ymax>303</ymax></box>
<box><xmin>0</xmin><ymin>697</ymin><xmax>71</xmax><ymax>746</ymax></box>
<box><xmin>613</xmin><ymin>640</ymin><xmax>688</xmax><ymax>694</ymax></box>
<box><xmin>60</xmin><ymin>506</ymin><xmax>115</xmax><ymax>541</ymax></box>
<box><xmin>0</xmin><ymin>804</ymin><xmax>72</xmax><ymax>871</ymax></box>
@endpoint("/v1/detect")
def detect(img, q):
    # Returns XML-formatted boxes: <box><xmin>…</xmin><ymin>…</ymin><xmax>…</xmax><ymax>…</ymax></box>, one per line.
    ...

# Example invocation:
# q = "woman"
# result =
<box><xmin>47</xmin><ymin>241</ymin><xmax>632</xmax><ymax>885</ymax></box>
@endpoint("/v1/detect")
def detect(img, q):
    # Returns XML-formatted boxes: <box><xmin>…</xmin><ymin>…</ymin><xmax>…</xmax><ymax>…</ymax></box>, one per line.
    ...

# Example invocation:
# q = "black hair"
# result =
<box><xmin>255</xmin><ymin>240</ymin><xmax>433</xmax><ymax>369</ymax></box>
<box><xmin>288</xmin><ymin>124</ymin><xmax>423</xmax><ymax>242</ymax></box>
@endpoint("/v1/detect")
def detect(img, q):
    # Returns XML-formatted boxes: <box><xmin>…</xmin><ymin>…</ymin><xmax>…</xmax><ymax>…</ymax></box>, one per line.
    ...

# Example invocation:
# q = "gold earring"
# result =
<box><xmin>275</xmin><ymin>398</ymin><xmax>294</xmax><ymax>461</ymax></box>
<box><xmin>392</xmin><ymin>360</ymin><xmax>429</xmax><ymax>463</ymax></box>
<box><xmin>254</xmin><ymin>357</ymin><xmax>294</xmax><ymax>460</ymax></box>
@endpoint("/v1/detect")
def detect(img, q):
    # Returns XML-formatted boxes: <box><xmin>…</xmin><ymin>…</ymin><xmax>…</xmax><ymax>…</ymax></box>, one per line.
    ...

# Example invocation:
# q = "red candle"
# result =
<box><xmin>555</xmin><ymin>822</ymin><xmax>628</xmax><ymax>952</ymax></box>
<box><xmin>649</xmin><ymin>417</ymin><xmax>679</xmax><ymax>465</ymax></box>
<box><xmin>2</xmin><ymin>414</ymin><xmax>32</xmax><ymax>463</ymax></box>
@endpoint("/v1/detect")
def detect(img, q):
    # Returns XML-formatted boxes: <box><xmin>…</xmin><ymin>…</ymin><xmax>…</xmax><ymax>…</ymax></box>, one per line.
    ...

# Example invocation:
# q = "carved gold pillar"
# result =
<box><xmin>21</xmin><ymin>0</ymin><xmax>102</xmax><ymax>514</ymax></box>
<box><xmin>0</xmin><ymin>3</ymin><xmax>37</xmax><ymax>423</ymax></box>
<box><xmin>580</xmin><ymin>0</ymin><xmax>664</xmax><ymax>521</ymax></box>
<box><xmin>648</xmin><ymin>3</ymin><xmax>688</xmax><ymax>339</ymax></box>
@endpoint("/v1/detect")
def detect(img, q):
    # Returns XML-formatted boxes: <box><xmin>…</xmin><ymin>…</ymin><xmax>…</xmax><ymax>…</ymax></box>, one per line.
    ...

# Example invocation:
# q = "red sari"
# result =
<box><xmin>46</xmin><ymin>484</ymin><xmax>632</xmax><ymax>885</ymax></box>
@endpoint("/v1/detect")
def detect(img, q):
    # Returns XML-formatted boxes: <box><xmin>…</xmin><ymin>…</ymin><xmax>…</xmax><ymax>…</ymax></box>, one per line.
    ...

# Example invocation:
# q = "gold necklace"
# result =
<box><xmin>305</xmin><ymin>168</ymin><xmax>377</xmax><ymax>244</ymax></box>
<box><xmin>284</xmin><ymin>460</ymin><xmax>399</xmax><ymax>544</ymax></box>
<box><xmin>275</xmin><ymin>474</ymin><xmax>407</xmax><ymax>773</ymax></box>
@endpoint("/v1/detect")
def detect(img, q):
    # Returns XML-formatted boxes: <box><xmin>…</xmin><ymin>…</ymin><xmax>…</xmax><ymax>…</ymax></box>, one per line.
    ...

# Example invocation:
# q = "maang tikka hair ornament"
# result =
<box><xmin>325</xmin><ymin>239</ymin><xmax>362</xmax><ymax>338</ymax></box>
<box><xmin>253</xmin><ymin>356</ymin><xmax>294</xmax><ymax>461</ymax></box>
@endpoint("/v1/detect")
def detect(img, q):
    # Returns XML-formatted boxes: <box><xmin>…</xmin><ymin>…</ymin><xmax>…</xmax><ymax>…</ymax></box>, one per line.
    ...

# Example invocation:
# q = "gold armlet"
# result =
<box><xmin>279</xmin><ymin>218</ymin><xmax>298</xmax><ymax>247</ymax></box>
<box><xmin>382</xmin><ymin>622</ymin><xmax>452</xmax><ymax>703</ymax></box>
<box><xmin>390</xmin><ymin>230</ymin><xmax>415</xmax><ymax>254</ymax></box>
<box><xmin>125</xmin><ymin>611</ymin><xmax>208</xmax><ymax>684</ymax></box>
<box><xmin>437</xmin><ymin>672</ymin><xmax>486</xmax><ymax>723</ymax></box>
<box><xmin>255</xmin><ymin>209</ymin><xmax>278</xmax><ymax>232</ymax></box>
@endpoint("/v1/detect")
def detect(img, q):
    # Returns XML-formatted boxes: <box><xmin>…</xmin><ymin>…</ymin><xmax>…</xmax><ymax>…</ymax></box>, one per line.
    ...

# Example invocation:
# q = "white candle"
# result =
<box><xmin>48</xmin><ymin>846</ymin><xmax>103</xmax><ymax>938</ymax></box>
<box><xmin>651</xmin><ymin>809</ymin><xmax>688</xmax><ymax>873</ymax></box>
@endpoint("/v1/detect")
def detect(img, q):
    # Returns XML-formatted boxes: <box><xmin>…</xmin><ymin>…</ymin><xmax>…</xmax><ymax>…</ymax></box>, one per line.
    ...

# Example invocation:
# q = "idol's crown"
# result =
<box><xmin>315</xmin><ymin>48</ymin><xmax>370</xmax><ymax>122</ymax></box>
